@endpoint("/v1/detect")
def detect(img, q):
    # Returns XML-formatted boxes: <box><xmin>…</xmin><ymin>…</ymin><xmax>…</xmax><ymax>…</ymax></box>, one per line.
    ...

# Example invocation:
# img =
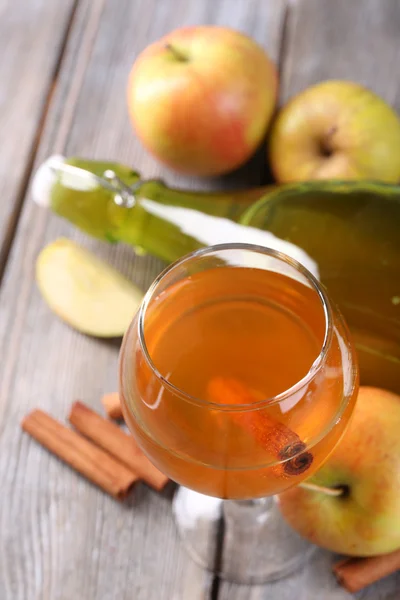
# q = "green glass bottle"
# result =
<box><xmin>33</xmin><ymin>156</ymin><xmax>400</xmax><ymax>393</ymax></box>
<box><xmin>33</xmin><ymin>156</ymin><xmax>271</xmax><ymax>262</ymax></box>
<box><xmin>242</xmin><ymin>181</ymin><xmax>400</xmax><ymax>394</ymax></box>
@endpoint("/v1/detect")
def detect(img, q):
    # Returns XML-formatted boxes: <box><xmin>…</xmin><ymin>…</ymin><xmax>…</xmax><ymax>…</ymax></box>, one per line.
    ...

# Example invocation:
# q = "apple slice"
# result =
<box><xmin>36</xmin><ymin>238</ymin><xmax>143</xmax><ymax>337</ymax></box>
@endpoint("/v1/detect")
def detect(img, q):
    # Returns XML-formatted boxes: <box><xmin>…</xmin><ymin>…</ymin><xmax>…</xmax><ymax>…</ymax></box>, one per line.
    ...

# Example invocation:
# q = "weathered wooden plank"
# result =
<box><xmin>0</xmin><ymin>0</ymin><xmax>286</xmax><ymax>599</ymax></box>
<box><xmin>0</xmin><ymin>0</ymin><xmax>78</xmax><ymax>279</ymax></box>
<box><xmin>281</xmin><ymin>0</ymin><xmax>400</xmax><ymax>106</ymax></box>
<box><xmin>219</xmin><ymin>0</ymin><xmax>400</xmax><ymax>597</ymax></box>
<box><xmin>218</xmin><ymin>549</ymin><xmax>400</xmax><ymax>600</ymax></box>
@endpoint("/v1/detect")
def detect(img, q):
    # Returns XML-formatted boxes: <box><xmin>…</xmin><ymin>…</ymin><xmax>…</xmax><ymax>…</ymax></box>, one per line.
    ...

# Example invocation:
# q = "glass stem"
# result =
<box><xmin>219</xmin><ymin>498</ymin><xmax>275</xmax><ymax>580</ymax></box>
<box><xmin>173</xmin><ymin>487</ymin><xmax>315</xmax><ymax>584</ymax></box>
<box><xmin>223</xmin><ymin>497</ymin><xmax>274</xmax><ymax>531</ymax></box>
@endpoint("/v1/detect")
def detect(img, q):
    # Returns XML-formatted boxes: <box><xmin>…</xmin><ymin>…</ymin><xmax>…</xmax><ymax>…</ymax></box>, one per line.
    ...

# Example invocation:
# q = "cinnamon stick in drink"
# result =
<box><xmin>69</xmin><ymin>401</ymin><xmax>169</xmax><ymax>491</ymax></box>
<box><xmin>333</xmin><ymin>549</ymin><xmax>400</xmax><ymax>593</ymax></box>
<box><xmin>101</xmin><ymin>392</ymin><xmax>123</xmax><ymax>420</ymax></box>
<box><xmin>207</xmin><ymin>377</ymin><xmax>313</xmax><ymax>476</ymax></box>
<box><xmin>21</xmin><ymin>410</ymin><xmax>138</xmax><ymax>499</ymax></box>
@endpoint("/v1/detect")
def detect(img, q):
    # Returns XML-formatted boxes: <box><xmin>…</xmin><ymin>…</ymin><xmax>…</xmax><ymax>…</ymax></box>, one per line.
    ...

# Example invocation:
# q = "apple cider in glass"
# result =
<box><xmin>120</xmin><ymin>246</ymin><xmax>358</xmax><ymax>499</ymax></box>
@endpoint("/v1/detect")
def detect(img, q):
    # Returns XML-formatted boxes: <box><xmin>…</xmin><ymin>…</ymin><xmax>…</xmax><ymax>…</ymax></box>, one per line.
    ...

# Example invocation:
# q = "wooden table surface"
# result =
<box><xmin>1</xmin><ymin>0</ymin><xmax>400</xmax><ymax>598</ymax></box>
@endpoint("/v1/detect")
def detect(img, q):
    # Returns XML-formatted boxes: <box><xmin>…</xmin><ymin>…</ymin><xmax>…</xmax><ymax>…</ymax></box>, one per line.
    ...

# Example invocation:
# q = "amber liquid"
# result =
<box><xmin>121</xmin><ymin>266</ymin><xmax>357</xmax><ymax>499</ymax></box>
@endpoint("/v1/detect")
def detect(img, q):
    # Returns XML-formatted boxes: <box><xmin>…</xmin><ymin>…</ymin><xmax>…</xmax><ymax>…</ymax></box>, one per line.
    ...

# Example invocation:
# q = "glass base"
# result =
<box><xmin>172</xmin><ymin>486</ymin><xmax>316</xmax><ymax>585</ymax></box>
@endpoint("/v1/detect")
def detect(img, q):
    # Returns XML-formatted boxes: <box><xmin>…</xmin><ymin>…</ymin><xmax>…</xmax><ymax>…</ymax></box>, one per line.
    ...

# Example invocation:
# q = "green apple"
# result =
<box><xmin>269</xmin><ymin>80</ymin><xmax>400</xmax><ymax>183</ymax></box>
<box><xmin>127</xmin><ymin>26</ymin><xmax>278</xmax><ymax>176</ymax></box>
<box><xmin>278</xmin><ymin>386</ymin><xmax>400</xmax><ymax>556</ymax></box>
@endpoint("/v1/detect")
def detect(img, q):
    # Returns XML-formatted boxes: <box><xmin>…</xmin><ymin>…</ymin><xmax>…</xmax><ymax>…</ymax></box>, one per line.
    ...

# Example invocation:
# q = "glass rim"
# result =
<box><xmin>137</xmin><ymin>242</ymin><xmax>333</xmax><ymax>411</ymax></box>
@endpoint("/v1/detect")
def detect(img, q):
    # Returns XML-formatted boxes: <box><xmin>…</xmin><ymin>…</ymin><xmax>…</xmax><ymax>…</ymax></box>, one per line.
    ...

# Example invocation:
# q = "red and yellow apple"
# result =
<box><xmin>128</xmin><ymin>26</ymin><xmax>278</xmax><ymax>176</ymax></box>
<box><xmin>269</xmin><ymin>80</ymin><xmax>400</xmax><ymax>183</ymax></box>
<box><xmin>278</xmin><ymin>386</ymin><xmax>400</xmax><ymax>556</ymax></box>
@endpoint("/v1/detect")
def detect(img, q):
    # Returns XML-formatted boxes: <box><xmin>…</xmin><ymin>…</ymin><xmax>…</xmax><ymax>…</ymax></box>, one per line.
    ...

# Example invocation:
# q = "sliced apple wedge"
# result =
<box><xmin>36</xmin><ymin>238</ymin><xmax>144</xmax><ymax>337</ymax></box>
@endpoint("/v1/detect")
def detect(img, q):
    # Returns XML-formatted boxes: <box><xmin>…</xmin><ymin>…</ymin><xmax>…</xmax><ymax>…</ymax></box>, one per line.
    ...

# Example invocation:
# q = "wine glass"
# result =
<box><xmin>119</xmin><ymin>243</ymin><xmax>359</xmax><ymax>584</ymax></box>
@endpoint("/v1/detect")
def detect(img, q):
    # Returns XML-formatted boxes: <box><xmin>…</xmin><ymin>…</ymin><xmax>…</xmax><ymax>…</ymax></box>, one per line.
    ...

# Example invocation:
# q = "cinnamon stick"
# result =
<box><xmin>21</xmin><ymin>410</ymin><xmax>138</xmax><ymax>499</ymax></box>
<box><xmin>207</xmin><ymin>377</ymin><xmax>313</xmax><ymax>476</ymax></box>
<box><xmin>69</xmin><ymin>401</ymin><xmax>169</xmax><ymax>491</ymax></box>
<box><xmin>101</xmin><ymin>392</ymin><xmax>123</xmax><ymax>420</ymax></box>
<box><xmin>333</xmin><ymin>549</ymin><xmax>400</xmax><ymax>593</ymax></box>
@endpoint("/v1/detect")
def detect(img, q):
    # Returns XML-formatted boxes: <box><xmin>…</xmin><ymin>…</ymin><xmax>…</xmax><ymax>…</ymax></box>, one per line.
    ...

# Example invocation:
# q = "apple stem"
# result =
<box><xmin>165</xmin><ymin>43</ymin><xmax>188</xmax><ymax>62</ymax></box>
<box><xmin>299</xmin><ymin>481</ymin><xmax>344</xmax><ymax>497</ymax></box>
<box><xmin>320</xmin><ymin>125</ymin><xmax>338</xmax><ymax>157</ymax></box>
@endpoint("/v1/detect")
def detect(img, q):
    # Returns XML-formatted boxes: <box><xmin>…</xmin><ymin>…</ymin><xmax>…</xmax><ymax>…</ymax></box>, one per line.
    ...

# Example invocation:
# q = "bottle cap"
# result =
<box><xmin>32</xmin><ymin>155</ymin><xmax>139</xmax><ymax>209</ymax></box>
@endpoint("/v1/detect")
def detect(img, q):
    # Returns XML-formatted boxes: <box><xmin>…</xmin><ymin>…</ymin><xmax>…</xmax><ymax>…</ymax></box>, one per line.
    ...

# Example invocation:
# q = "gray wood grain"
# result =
<box><xmin>219</xmin><ymin>0</ymin><xmax>400</xmax><ymax>597</ymax></box>
<box><xmin>0</xmin><ymin>0</ymin><xmax>286</xmax><ymax>599</ymax></box>
<box><xmin>218</xmin><ymin>549</ymin><xmax>400</xmax><ymax>600</ymax></box>
<box><xmin>281</xmin><ymin>0</ymin><xmax>400</xmax><ymax>107</ymax></box>
<box><xmin>0</xmin><ymin>0</ymin><xmax>77</xmax><ymax>279</ymax></box>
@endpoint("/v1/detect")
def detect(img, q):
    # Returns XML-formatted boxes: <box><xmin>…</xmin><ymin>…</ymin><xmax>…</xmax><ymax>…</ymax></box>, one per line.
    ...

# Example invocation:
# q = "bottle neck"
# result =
<box><xmin>117</xmin><ymin>181</ymin><xmax>276</xmax><ymax>263</ymax></box>
<box><xmin>49</xmin><ymin>157</ymin><xmax>270</xmax><ymax>263</ymax></box>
